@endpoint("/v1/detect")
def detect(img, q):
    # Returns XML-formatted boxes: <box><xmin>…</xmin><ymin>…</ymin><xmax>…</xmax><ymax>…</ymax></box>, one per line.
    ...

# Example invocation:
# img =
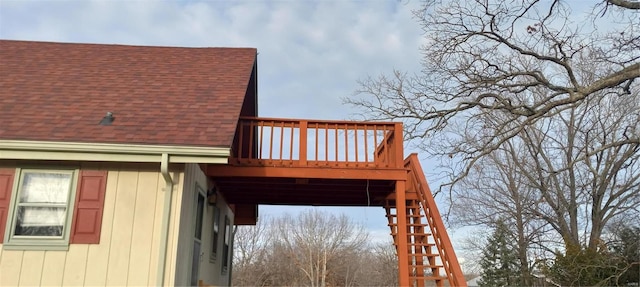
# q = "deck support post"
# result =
<box><xmin>396</xmin><ymin>180</ymin><xmax>410</xmax><ymax>286</ymax></box>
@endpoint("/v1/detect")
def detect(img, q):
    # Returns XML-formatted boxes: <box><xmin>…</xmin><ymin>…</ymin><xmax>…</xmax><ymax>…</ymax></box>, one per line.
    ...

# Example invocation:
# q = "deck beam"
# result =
<box><xmin>207</xmin><ymin>165</ymin><xmax>407</xmax><ymax>180</ymax></box>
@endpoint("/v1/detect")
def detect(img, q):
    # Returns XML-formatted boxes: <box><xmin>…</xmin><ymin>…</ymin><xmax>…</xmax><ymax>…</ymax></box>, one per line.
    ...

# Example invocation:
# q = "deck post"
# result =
<box><xmin>396</xmin><ymin>179</ymin><xmax>410</xmax><ymax>286</ymax></box>
<box><xmin>394</xmin><ymin>122</ymin><xmax>404</xmax><ymax>168</ymax></box>
<box><xmin>299</xmin><ymin>120</ymin><xmax>308</xmax><ymax>166</ymax></box>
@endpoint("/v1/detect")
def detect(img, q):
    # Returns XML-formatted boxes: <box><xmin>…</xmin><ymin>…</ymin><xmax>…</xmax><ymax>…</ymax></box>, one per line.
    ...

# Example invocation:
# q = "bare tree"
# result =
<box><xmin>232</xmin><ymin>211</ymin><xmax>403</xmax><ymax>286</ymax></box>
<box><xmin>347</xmin><ymin>2</ymin><xmax>639</xmax><ymax>280</ymax></box>
<box><xmin>449</xmin><ymin>83</ymin><xmax>639</xmax><ymax>284</ymax></box>
<box><xmin>452</xmin><ymin>148</ymin><xmax>556</xmax><ymax>285</ymax></box>
<box><xmin>361</xmin><ymin>241</ymin><xmax>399</xmax><ymax>286</ymax></box>
<box><xmin>232</xmin><ymin>216</ymin><xmax>272</xmax><ymax>286</ymax></box>
<box><xmin>274</xmin><ymin>210</ymin><xmax>369</xmax><ymax>287</ymax></box>
<box><xmin>514</xmin><ymin>92</ymin><xmax>639</xmax><ymax>251</ymax></box>
<box><xmin>346</xmin><ymin>0</ymin><xmax>639</xmax><ymax>193</ymax></box>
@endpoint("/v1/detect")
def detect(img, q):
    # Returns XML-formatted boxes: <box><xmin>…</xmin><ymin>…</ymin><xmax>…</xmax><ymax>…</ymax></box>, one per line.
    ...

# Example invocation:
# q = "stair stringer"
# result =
<box><xmin>385</xmin><ymin>154</ymin><xmax>467</xmax><ymax>287</ymax></box>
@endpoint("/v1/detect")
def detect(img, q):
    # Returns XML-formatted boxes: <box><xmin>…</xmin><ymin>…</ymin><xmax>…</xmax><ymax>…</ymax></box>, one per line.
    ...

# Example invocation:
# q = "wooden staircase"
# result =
<box><xmin>207</xmin><ymin>117</ymin><xmax>467</xmax><ymax>286</ymax></box>
<box><xmin>385</xmin><ymin>154</ymin><xmax>466</xmax><ymax>286</ymax></box>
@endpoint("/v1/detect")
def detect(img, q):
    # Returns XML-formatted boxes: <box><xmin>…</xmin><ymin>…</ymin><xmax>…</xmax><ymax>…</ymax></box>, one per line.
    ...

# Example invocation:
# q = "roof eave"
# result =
<box><xmin>0</xmin><ymin>140</ymin><xmax>230</xmax><ymax>164</ymax></box>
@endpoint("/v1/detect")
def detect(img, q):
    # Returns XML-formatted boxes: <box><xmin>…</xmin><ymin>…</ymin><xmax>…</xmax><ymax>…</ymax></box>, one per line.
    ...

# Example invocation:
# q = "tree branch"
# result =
<box><xmin>606</xmin><ymin>0</ymin><xmax>640</xmax><ymax>9</ymax></box>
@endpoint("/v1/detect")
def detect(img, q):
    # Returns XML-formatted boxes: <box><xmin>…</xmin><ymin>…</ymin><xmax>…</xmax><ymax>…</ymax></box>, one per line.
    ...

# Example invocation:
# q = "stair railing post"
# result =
<box><xmin>396</xmin><ymin>179</ymin><xmax>410</xmax><ymax>286</ymax></box>
<box><xmin>394</xmin><ymin>123</ymin><xmax>404</xmax><ymax>168</ymax></box>
<box><xmin>299</xmin><ymin>120</ymin><xmax>308</xmax><ymax>166</ymax></box>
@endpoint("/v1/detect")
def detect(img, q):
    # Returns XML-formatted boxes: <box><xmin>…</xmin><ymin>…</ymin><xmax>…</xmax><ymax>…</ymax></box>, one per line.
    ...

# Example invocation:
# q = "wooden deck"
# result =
<box><xmin>207</xmin><ymin>117</ymin><xmax>406</xmax><ymax>206</ymax></box>
<box><xmin>205</xmin><ymin>117</ymin><xmax>467</xmax><ymax>287</ymax></box>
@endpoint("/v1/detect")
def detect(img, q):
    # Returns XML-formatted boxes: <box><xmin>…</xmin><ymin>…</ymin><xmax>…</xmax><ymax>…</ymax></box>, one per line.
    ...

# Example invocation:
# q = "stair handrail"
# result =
<box><xmin>404</xmin><ymin>154</ymin><xmax>467</xmax><ymax>287</ymax></box>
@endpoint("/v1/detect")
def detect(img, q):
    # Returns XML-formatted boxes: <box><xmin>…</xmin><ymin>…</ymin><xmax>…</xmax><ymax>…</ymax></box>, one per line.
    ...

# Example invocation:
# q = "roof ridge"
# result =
<box><xmin>0</xmin><ymin>38</ymin><xmax>257</xmax><ymax>50</ymax></box>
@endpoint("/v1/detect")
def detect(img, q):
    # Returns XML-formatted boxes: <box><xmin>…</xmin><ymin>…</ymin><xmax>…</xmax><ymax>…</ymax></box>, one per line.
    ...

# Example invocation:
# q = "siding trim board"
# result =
<box><xmin>0</xmin><ymin>140</ymin><xmax>230</xmax><ymax>164</ymax></box>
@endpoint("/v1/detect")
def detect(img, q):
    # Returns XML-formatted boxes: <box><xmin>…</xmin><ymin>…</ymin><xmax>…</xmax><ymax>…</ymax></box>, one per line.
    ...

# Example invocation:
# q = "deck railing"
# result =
<box><xmin>231</xmin><ymin>117</ymin><xmax>404</xmax><ymax>168</ymax></box>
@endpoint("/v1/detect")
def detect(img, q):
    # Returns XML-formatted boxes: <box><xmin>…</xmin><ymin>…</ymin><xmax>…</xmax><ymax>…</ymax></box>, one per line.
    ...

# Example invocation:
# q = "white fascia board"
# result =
<box><xmin>0</xmin><ymin>140</ymin><xmax>230</xmax><ymax>164</ymax></box>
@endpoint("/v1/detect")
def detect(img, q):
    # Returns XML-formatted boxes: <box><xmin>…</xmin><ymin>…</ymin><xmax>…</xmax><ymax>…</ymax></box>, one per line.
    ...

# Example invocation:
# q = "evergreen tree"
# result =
<box><xmin>548</xmin><ymin>244</ymin><xmax>619</xmax><ymax>286</ymax></box>
<box><xmin>610</xmin><ymin>225</ymin><xmax>640</xmax><ymax>285</ymax></box>
<box><xmin>547</xmin><ymin>225</ymin><xmax>639</xmax><ymax>286</ymax></box>
<box><xmin>478</xmin><ymin>221</ymin><xmax>521</xmax><ymax>287</ymax></box>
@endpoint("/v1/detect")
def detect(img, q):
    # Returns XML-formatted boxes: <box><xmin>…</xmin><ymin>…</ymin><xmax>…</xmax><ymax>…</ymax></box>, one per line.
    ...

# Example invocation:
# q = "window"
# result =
<box><xmin>190</xmin><ymin>190</ymin><xmax>205</xmax><ymax>287</ymax></box>
<box><xmin>1</xmin><ymin>168</ymin><xmax>108</xmax><ymax>249</ymax></box>
<box><xmin>5</xmin><ymin>169</ymin><xmax>77</xmax><ymax>249</ymax></box>
<box><xmin>222</xmin><ymin>216</ymin><xmax>231</xmax><ymax>273</ymax></box>
<box><xmin>194</xmin><ymin>193</ymin><xmax>204</xmax><ymax>240</ymax></box>
<box><xmin>210</xmin><ymin>206</ymin><xmax>220</xmax><ymax>262</ymax></box>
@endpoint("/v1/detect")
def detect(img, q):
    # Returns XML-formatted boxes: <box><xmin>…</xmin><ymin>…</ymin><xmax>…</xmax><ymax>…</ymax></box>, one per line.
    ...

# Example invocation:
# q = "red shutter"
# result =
<box><xmin>0</xmin><ymin>169</ymin><xmax>16</xmax><ymax>242</ymax></box>
<box><xmin>70</xmin><ymin>170</ymin><xmax>107</xmax><ymax>244</ymax></box>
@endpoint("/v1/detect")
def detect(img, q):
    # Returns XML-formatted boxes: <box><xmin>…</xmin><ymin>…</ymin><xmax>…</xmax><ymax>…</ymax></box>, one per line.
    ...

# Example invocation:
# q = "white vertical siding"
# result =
<box><xmin>147</xmin><ymin>173</ymin><xmax>167</xmax><ymax>284</ymax></box>
<box><xmin>0</xmin><ymin>248</ymin><xmax>23</xmax><ymax>285</ymax></box>
<box><xmin>19</xmin><ymin>251</ymin><xmax>45</xmax><ymax>286</ymax></box>
<box><xmin>62</xmin><ymin>244</ymin><xmax>89</xmax><ymax>285</ymax></box>
<box><xmin>0</xmin><ymin>163</ymin><xmax>185</xmax><ymax>287</ymax></box>
<box><xmin>105</xmin><ymin>168</ymin><xmax>138</xmax><ymax>286</ymax></box>
<box><xmin>178</xmin><ymin>163</ymin><xmax>235</xmax><ymax>287</ymax></box>
<box><xmin>40</xmin><ymin>250</ymin><xmax>67</xmax><ymax>285</ymax></box>
<box><xmin>127</xmin><ymin>170</ymin><xmax>160</xmax><ymax>286</ymax></box>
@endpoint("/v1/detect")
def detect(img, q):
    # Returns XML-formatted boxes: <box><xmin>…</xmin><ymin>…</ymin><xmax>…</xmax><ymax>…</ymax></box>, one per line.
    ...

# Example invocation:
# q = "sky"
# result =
<box><xmin>0</xmin><ymin>0</ymin><xmax>473</xmax><ymax>263</ymax></box>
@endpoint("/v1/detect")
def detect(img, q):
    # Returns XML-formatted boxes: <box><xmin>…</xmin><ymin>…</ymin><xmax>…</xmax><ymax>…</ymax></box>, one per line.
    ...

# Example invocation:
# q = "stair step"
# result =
<box><xmin>388</xmin><ymin>235</ymin><xmax>435</xmax><ymax>239</ymax></box>
<box><xmin>409</xmin><ymin>276</ymin><xmax>448</xmax><ymax>281</ymax></box>
<box><xmin>390</xmin><ymin>243</ymin><xmax>438</xmax><ymax>247</ymax></box>
<box><xmin>410</xmin><ymin>266</ymin><xmax>445</xmax><ymax>271</ymax></box>
<box><xmin>386</xmin><ymin>214</ymin><xmax>423</xmax><ymax>219</ymax></box>
<box><xmin>389</xmin><ymin>235</ymin><xmax>435</xmax><ymax>240</ymax></box>
<box><xmin>387</xmin><ymin>223</ymin><xmax>428</xmax><ymax>227</ymax></box>
<box><xmin>407</xmin><ymin>254</ymin><xmax>440</xmax><ymax>258</ymax></box>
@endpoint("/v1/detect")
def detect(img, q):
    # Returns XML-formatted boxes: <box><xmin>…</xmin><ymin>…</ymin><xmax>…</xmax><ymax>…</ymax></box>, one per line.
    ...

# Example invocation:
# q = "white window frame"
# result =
<box><xmin>3</xmin><ymin>168</ymin><xmax>79</xmax><ymax>250</ymax></box>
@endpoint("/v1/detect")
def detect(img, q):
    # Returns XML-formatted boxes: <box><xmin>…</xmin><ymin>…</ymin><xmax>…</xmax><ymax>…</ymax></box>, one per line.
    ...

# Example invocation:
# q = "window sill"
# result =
<box><xmin>2</xmin><ymin>240</ymin><xmax>70</xmax><ymax>251</ymax></box>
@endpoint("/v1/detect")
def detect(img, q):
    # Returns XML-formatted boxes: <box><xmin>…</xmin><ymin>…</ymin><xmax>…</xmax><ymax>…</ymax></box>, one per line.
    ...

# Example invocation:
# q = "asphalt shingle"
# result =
<box><xmin>0</xmin><ymin>40</ymin><xmax>257</xmax><ymax>148</ymax></box>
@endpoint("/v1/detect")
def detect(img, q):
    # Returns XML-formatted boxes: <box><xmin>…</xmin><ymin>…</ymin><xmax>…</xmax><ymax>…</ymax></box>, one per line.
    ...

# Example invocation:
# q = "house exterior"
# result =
<box><xmin>0</xmin><ymin>40</ymin><xmax>258</xmax><ymax>286</ymax></box>
<box><xmin>0</xmin><ymin>40</ymin><xmax>469</xmax><ymax>287</ymax></box>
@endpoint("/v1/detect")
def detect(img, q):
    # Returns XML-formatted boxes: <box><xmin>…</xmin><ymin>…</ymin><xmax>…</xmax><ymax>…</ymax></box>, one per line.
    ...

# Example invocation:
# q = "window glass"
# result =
<box><xmin>15</xmin><ymin>207</ymin><xmax>66</xmax><ymax>236</ymax></box>
<box><xmin>19</xmin><ymin>173</ymin><xmax>71</xmax><ymax>203</ymax></box>
<box><xmin>14</xmin><ymin>171</ymin><xmax>73</xmax><ymax>237</ymax></box>
<box><xmin>224</xmin><ymin>217</ymin><xmax>230</xmax><ymax>245</ymax></box>
<box><xmin>222</xmin><ymin>216</ymin><xmax>230</xmax><ymax>271</ymax></box>
<box><xmin>191</xmin><ymin>241</ymin><xmax>201</xmax><ymax>286</ymax></box>
<box><xmin>195</xmin><ymin>193</ymin><xmax>204</xmax><ymax>240</ymax></box>
<box><xmin>210</xmin><ymin>206</ymin><xmax>219</xmax><ymax>262</ymax></box>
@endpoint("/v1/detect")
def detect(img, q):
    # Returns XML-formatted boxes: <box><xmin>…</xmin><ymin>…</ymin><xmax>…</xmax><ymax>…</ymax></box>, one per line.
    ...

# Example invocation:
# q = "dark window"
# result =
<box><xmin>222</xmin><ymin>216</ymin><xmax>230</xmax><ymax>272</ymax></box>
<box><xmin>194</xmin><ymin>193</ymin><xmax>204</xmax><ymax>240</ymax></box>
<box><xmin>190</xmin><ymin>190</ymin><xmax>205</xmax><ymax>286</ymax></box>
<box><xmin>210</xmin><ymin>206</ymin><xmax>220</xmax><ymax>262</ymax></box>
